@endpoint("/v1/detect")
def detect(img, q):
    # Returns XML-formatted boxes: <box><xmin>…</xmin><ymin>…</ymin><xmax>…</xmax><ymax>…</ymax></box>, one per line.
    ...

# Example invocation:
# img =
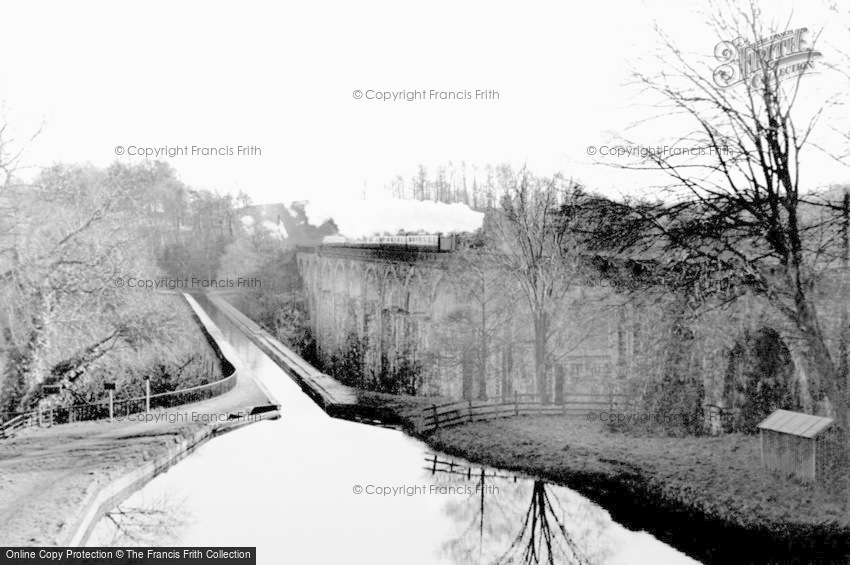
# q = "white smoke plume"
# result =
<box><xmin>303</xmin><ymin>196</ymin><xmax>484</xmax><ymax>239</ymax></box>
<box><xmin>241</xmin><ymin>215</ymin><xmax>289</xmax><ymax>240</ymax></box>
<box><xmin>262</xmin><ymin>220</ymin><xmax>288</xmax><ymax>240</ymax></box>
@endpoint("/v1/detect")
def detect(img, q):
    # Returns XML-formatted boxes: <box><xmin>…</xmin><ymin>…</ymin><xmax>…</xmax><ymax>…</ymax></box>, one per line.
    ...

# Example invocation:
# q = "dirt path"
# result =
<box><xmin>0</xmin><ymin>296</ymin><xmax>279</xmax><ymax>546</ymax></box>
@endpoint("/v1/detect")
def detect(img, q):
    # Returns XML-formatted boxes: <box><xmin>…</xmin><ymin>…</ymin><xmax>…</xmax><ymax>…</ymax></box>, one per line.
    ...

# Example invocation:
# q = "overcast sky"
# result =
<box><xmin>1</xmin><ymin>0</ymin><xmax>848</xmax><ymax>217</ymax></box>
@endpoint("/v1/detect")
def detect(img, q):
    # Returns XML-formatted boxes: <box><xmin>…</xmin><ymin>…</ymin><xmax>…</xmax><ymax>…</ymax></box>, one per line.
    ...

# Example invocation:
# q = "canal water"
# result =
<box><xmin>87</xmin><ymin>298</ymin><xmax>698</xmax><ymax>565</ymax></box>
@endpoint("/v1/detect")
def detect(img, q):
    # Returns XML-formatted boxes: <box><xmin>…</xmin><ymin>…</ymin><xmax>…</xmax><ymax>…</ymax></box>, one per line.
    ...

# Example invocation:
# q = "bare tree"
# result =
<box><xmin>0</xmin><ymin>163</ymin><xmax>176</xmax><ymax>412</ymax></box>
<box><xmin>489</xmin><ymin>167</ymin><xmax>591</xmax><ymax>403</ymax></box>
<box><xmin>436</xmin><ymin>237</ymin><xmax>520</xmax><ymax>400</ymax></box>
<box><xmin>594</xmin><ymin>1</ymin><xmax>850</xmax><ymax>433</ymax></box>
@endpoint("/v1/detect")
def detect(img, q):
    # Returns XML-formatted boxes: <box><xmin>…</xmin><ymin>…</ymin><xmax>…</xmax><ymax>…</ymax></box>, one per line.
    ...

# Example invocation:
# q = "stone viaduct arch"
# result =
<box><xmin>295</xmin><ymin>246</ymin><xmax>820</xmax><ymax>412</ymax></box>
<box><xmin>297</xmin><ymin>247</ymin><xmax>447</xmax><ymax>392</ymax></box>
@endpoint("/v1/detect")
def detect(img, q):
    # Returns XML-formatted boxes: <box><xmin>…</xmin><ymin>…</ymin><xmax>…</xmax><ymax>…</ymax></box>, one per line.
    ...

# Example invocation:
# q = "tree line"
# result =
<box><xmin>373</xmin><ymin>1</ymin><xmax>850</xmax><ymax>441</ymax></box>
<box><xmin>0</xmin><ymin>156</ymin><xmax>253</xmax><ymax>417</ymax></box>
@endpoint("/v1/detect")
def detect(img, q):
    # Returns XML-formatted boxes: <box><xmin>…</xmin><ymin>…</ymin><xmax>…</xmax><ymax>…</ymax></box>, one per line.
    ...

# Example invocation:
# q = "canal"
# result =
<box><xmin>87</xmin><ymin>297</ymin><xmax>698</xmax><ymax>565</ymax></box>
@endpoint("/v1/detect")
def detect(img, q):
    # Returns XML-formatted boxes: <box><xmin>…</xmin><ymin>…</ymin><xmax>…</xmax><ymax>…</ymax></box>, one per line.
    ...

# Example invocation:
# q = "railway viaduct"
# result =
<box><xmin>294</xmin><ymin>245</ymin><xmax>830</xmax><ymax>419</ymax></box>
<box><xmin>296</xmin><ymin>246</ymin><xmax>456</xmax><ymax>395</ymax></box>
<box><xmin>295</xmin><ymin>245</ymin><xmax>620</xmax><ymax>399</ymax></box>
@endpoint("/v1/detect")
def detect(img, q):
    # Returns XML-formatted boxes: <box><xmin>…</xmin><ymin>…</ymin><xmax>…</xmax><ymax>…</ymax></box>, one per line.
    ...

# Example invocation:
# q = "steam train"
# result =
<box><xmin>321</xmin><ymin>233</ymin><xmax>457</xmax><ymax>251</ymax></box>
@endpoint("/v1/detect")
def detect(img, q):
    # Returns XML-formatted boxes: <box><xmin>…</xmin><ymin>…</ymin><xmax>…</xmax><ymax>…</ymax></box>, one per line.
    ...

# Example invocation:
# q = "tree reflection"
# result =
<box><xmin>496</xmin><ymin>481</ymin><xmax>585</xmax><ymax>565</ymax></box>
<box><xmin>426</xmin><ymin>454</ymin><xmax>616</xmax><ymax>565</ymax></box>
<box><xmin>88</xmin><ymin>490</ymin><xmax>191</xmax><ymax>546</ymax></box>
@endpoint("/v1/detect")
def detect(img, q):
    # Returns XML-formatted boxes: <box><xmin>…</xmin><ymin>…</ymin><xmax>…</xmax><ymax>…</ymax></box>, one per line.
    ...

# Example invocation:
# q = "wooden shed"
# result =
<box><xmin>757</xmin><ymin>409</ymin><xmax>843</xmax><ymax>482</ymax></box>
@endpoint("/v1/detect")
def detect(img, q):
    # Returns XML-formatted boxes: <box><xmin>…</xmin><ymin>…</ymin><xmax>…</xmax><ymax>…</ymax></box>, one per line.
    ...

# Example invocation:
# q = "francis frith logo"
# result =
<box><xmin>713</xmin><ymin>27</ymin><xmax>822</xmax><ymax>88</ymax></box>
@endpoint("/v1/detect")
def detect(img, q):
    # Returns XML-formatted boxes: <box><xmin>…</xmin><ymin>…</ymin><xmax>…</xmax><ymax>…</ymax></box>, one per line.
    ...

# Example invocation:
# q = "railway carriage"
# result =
<box><xmin>321</xmin><ymin>233</ymin><xmax>456</xmax><ymax>251</ymax></box>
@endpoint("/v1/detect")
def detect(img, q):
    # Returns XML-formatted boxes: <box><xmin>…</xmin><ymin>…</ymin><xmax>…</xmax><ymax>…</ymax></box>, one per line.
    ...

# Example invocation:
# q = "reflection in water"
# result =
<box><xmin>89</xmin><ymin>454</ymin><xmax>629</xmax><ymax>564</ymax></box>
<box><xmin>89</xmin><ymin>490</ymin><xmax>191</xmax><ymax>546</ymax></box>
<box><xmin>85</xmin><ymin>297</ymin><xmax>698</xmax><ymax>565</ymax></box>
<box><xmin>427</xmin><ymin>456</ymin><xmax>617</xmax><ymax>565</ymax></box>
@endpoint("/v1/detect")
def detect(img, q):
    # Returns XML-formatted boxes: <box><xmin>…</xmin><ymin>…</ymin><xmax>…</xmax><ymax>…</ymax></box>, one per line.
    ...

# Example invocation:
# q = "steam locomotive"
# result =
<box><xmin>321</xmin><ymin>233</ymin><xmax>457</xmax><ymax>251</ymax></box>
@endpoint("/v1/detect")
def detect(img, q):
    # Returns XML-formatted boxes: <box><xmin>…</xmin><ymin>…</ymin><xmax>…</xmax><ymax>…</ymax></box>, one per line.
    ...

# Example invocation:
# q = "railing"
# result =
<box><xmin>0</xmin><ymin>292</ymin><xmax>238</xmax><ymax>440</ymax></box>
<box><xmin>0</xmin><ymin>414</ymin><xmax>29</xmax><ymax>439</ymax></box>
<box><xmin>419</xmin><ymin>391</ymin><xmax>634</xmax><ymax>433</ymax></box>
<box><xmin>0</xmin><ymin>372</ymin><xmax>238</xmax><ymax>439</ymax></box>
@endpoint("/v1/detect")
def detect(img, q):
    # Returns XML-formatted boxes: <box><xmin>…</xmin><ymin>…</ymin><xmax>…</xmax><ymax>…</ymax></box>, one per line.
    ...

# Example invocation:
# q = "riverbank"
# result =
<box><xmin>206</xmin><ymin>292</ymin><xmax>448</xmax><ymax>424</ymax></box>
<box><xmin>0</xmin><ymin>391</ymin><xmax>278</xmax><ymax>545</ymax></box>
<box><xmin>0</xmin><ymin>294</ymin><xmax>280</xmax><ymax>546</ymax></box>
<box><xmin>420</xmin><ymin>416</ymin><xmax>850</xmax><ymax>563</ymax></box>
<box><xmin>215</xmin><ymin>293</ymin><xmax>850</xmax><ymax>561</ymax></box>
<box><xmin>0</xmin><ymin>418</ymin><xmax>202</xmax><ymax>545</ymax></box>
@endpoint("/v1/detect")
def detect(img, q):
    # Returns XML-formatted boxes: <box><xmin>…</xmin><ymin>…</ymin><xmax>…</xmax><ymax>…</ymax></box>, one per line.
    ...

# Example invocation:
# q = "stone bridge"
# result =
<box><xmin>295</xmin><ymin>244</ymin><xmax>830</xmax><ymax>423</ymax></box>
<box><xmin>296</xmin><ymin>246</ymin><xmax>450</xmax><ymax>393</ymax></box>
<box><xmin>296</xmin><ymin>245</ymin><xmax>619</xmax><ymax>399</ymax></box>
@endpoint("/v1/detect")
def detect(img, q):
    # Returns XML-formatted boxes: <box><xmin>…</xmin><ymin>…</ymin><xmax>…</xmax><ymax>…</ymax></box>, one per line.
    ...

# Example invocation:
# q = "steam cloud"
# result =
<box><xmin>303</xmin><ymin>197</ymin><xmax>484</xmax><ymax>239</ymax></box>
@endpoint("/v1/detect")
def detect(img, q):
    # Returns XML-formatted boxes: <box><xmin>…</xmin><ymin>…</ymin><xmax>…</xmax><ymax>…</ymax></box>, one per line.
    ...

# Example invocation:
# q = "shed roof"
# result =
<box><xmin>757</xmin><ymin>409</ymin><xmax>834</xmax><ymax>438</ymax></box>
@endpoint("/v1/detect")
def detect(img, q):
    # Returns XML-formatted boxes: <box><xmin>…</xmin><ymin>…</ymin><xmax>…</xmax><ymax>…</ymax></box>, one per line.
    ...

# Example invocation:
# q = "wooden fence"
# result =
<box><xmin>424</xmin><ymin>454</ymin><xmax>524</xmax><ymax>480</ymax></box>
<box><xmin>0</xmin><ymin>292</ymin><xmax>238</xmax><ymax>440</ymax></box>
<box><xmin>419</xmin><ymin>391</ymin><xmax>633</xmax><ymax>433</ymax></box>
<box><xmin>0</xmin><ymin>370</ymin><xmax>238</xmax><ymax>439</ymax></box>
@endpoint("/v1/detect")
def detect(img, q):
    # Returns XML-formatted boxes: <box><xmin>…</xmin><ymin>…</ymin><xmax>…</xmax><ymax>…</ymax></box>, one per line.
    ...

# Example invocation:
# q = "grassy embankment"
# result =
<box><xmin>235</xmin><ymin>291</ymin><xmax>849</xmax><ymax>558</ymax></box>
<box><xmin>422</xmin><ymin>416</ymin><xmax>850</xmax><ymax>561</ymax></box>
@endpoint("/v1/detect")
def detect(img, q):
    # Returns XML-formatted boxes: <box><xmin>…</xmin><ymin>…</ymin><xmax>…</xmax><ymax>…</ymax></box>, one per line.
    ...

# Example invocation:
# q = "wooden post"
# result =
<box><xmin>514</xmin><ymin>391</ymin><xmax>518</xmax><ymax>416</ymax></box>
<box><xmin>145</xmin><ymin>377</ymin><xmax>151</xmax><ymax>414</ymax></box>
<box><xmin>812</xmin><ymin>440</ymin><xmax>817</xmax><ymax>481</ymax></box>
<box><xmin>461</xmin><ymin>350</ymin><xmax>473</xmax><ymax>401</ymax></box>
<box><xmin>609</xmin><ymin>390</ymin><xmax>614</xmax><ymax>412</ymax></box>
<box><xmin>468</xmin><ymin>400</ymin><xmax>473</xmax><ymax>423</ymax></box>
<box><xmin>432</xmin><ymin>404</ymin><xmax>439</xmax><ymax>431</ymax></box>
<box><xmin>109</xmin><ymin>390</ymin><xmax>114</xmax><ymax>422</ymax></box>
<box><xmin>554</xmin><ymin>364</ymin><xmax>565</xmax><ymax>405</ymax></box>
<box><xmin>840</xmin><ymin>191</ymin><xmax>849</xmax><ymax>410</ymax></box>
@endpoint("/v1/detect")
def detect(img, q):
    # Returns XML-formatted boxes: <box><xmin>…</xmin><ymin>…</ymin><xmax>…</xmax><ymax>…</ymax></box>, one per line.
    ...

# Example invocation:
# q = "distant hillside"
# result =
<box><xmin>799</xmin><ymin>185</ymin><xmax>850</xmax><ymax>223</ymax></box>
